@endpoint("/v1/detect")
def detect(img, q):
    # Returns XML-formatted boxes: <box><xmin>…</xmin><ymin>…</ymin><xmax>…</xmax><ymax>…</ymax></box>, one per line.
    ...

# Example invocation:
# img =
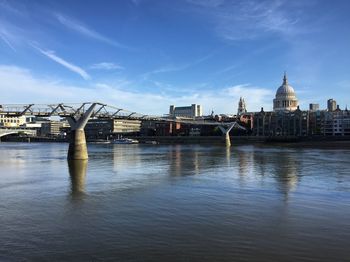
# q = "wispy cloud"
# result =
<box><xmin>33</xmin><ymin>46</ymin><xmax>91</xmax><ymax>80</ymax></box>
<box><xmin>0</xmin><ymin>18</ymin><xmax>24</xmax><ymax>52</ymax></box>
<box><xmin>187</xmin><ymin>0</ymin><xmax>306</xmax><ymax>41</ymax></box>
<box><xmin>0</xmin><ymin>29</ymin><xmax>16</xmax><ymax>51</ymax></box>
<box><xmin>90</xmin><ymin>62</ymin><xmax>124</xmax><ymax>70</ymax></box>
<box><xmin>142</xmin><ymin>53</ymin><xmax>213</xmax><ymax>79</ymax></box>
<box><xmin>187</xmin><ymin>0</ymin><xmax>225</xmax><ymax>8</ymax></box>
<box><xmin>0</xmin><ymin>0</ymin><xmax>25</xmax><ymax>16</ymax></box>
<box><xmin>55</xmin><ymin>13</ymin><xmax>127</xmax><ymax>49</ymax></box>
<box><xmin>130</xmin><ymin>0</ymin><xmax>142</xmax><ymax>6</ymax></box>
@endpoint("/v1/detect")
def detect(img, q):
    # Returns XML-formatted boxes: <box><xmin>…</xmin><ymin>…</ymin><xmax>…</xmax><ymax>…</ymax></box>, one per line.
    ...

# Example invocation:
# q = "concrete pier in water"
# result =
<box><xmin>67</xmin><ymin>103</ymin><xmax>97</xmax><ymax>160</ymax></box>
<box><xmin>68</xmin><ymin>130</ymin><xmax>89</xmax><ymax>160</ymax></box>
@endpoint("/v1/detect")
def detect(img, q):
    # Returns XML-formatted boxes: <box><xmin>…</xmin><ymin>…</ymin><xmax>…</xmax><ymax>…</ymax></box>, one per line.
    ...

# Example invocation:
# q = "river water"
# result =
<box><xmin>0</xmin><ymin>143</ymin><xmax>350</xmax><ymax>261</ymax></box>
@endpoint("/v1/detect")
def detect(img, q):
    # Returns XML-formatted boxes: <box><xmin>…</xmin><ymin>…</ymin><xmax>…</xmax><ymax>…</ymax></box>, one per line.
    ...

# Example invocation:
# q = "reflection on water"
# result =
<box><xmin>225</xmin><ymin>146</ymin><xmax>231</xmax><ymax>166</ymax></box>
<box><xmin>168</xmin><ymin>145</ymin><xmax>183</xmax><ymax>176</ymax></box>
<box><xmin>68</xmin><ymin>160</ymin><xmax>88</xmax><ymax>198</ymax></box>
<box><xmin>272</xmin><ymin>152</ymin><xmax>299</xmax><ymax>198</ymax></box>
<box><xmin>0</xmin><ymin>143</ymin><xmax>350</xmax><ymax>262</ymax></box>
<box><xmin>111</xmin><ymin>144</ymin><xmax>142</xmax><ymax>173</ymax></box>
<box><xmin>251</xmin><ymin>149</ymin><xmax>300</xmax><ymax>198</ymax></box>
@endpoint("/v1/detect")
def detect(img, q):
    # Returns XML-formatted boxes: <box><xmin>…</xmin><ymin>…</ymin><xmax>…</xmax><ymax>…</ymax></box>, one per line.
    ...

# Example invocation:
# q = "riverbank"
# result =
<box><xmin>0</xmin><ymin>136</ymin><xmax>67</xmax><ymax>143</ymax></box>
<box><xmin>132</xmin><ymin>136</ymin><xmax>264</xmax><ymax>145</ymax></box>
<box><xmin>2</xmin><ymin>135</ymin><xmax>350</xmax><ymax>149</ymax></box>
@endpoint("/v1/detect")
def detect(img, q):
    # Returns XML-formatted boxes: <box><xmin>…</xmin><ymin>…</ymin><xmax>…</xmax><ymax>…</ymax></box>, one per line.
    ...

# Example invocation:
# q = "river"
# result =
<box><xmin>1</xmin><ymin>143</ymin><xmax>349</xmax><ymax>261</ymax></box>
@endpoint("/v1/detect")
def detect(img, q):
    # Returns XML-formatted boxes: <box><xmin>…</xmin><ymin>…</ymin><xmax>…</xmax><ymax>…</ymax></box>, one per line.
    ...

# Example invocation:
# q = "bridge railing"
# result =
<box><xmin>0</xmin><ymin>102</ymin><xmax>246</xmax><ymax>128</ymax></box>
<box><xmin>0</xmin><ymin>102</ymin><xmax>146</xmax><ymax>119</ymax></box>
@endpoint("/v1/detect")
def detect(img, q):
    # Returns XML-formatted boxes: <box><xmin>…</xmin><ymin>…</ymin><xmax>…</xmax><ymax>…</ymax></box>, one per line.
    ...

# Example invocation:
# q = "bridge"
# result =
<box><xmin>0</xmin><ymin>128</ymin><xmax>37</xmax><ymax>138</ymax></box>
<box><xmin>0</xmin><ymin>102</ymin><xmax>245</xmax><ymax>159</ymax></box>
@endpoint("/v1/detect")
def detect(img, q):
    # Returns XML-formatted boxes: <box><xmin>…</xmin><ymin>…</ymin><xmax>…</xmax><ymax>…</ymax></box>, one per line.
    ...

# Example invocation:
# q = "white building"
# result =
<box><xmin>0</xmin><ymin>113</ymin><xmax>26</xmax><ymax>128</ymax></box>
<box><xmin>273</xmin><ymin>73</ymin><xmax>299</xmax><ymax>112</ymax></box>
<box><xmin>169</xmin><ymin>104</ymin><xmax>203</xmax><ymax>118</ymax></box>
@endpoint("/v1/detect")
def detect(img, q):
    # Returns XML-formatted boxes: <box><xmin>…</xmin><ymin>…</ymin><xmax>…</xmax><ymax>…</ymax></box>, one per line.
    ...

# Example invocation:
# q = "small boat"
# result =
<box><xmin>112</xmin><ymin>138</ymin><xmax>139</xmax><ymax>144</ymax></box>
<box><xmin>88</xmin><ymin>139</ymin><xmax>111</xmax><ymax>144</ymax></box>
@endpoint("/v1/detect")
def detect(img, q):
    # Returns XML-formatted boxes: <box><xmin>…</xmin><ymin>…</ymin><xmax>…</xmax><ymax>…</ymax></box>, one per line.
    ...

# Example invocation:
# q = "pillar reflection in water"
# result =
<box><xmin>253</xmin><ymin>150</ymin><xmax>300</xmax><ymax>199</ymax></box>
<box><xmin>226</xmin><ymin>147</ymin><xmax>231</xmax><ymax>166</ymax></box>
<box><xmin>168</xmin><ymin>145</ymin><xmax>203</xmax><ymax>176</ymax></box>
<box><xmin>272</xmin><ymin>153</ymin><xmax>299</xmax><ymax>199</ymax></box>
<box><xmin>169</xmin><ymin>145</ymin><xmax>183</xmax><ymax>176</ymax></box>
<box><xmin>68</xmin><ymin>160</ymin><xmax>88</xmax><ymax>198</ymax></box>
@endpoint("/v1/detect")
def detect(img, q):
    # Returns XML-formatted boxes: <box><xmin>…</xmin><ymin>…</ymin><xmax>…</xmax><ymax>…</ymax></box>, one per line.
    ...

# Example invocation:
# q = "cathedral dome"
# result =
<box><xmin>276</xmin><ymin>82</ymin><xmax>296</xmax><ymax>96</ymax></box>
<box><xmin>273</xmin><ymin>72</ymin><xmax>298</xmax><ymax>111</ymax></box>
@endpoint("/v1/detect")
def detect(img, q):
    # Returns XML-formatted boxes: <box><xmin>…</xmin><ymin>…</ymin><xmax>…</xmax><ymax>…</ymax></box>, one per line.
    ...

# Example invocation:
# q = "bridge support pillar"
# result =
<box><xmin>67</xmin><ymin>103</ymin><xmax>97</xmax><ymax>160</ymax></box>
<box><xmin>68</xmin><ymin>129</ymin><xmax>89</xmax><ymax>160</ymax></box>
<box><xmin>219</xmin><ymin>123</ymin><xmax>237</xmax><ymax>147</ymax></box>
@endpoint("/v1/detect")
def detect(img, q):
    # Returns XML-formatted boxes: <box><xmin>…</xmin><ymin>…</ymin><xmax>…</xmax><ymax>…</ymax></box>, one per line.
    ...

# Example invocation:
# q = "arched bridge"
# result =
<box><xmin>0</xmin><ymin>128</ymin><xmax>37</xmax><ymax>138</ymax></box>
<box><xmin>0</xmin><ymin>102</ymin><xmax>246</xmax><ymax>159</ymax></box>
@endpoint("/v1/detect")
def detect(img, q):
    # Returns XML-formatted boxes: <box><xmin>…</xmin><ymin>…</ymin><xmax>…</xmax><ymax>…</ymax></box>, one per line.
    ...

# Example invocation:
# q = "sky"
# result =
<box><xmin>0</xmin><ymin>0</ymin><xmax>350</xmax><ymax>115</ymax></box>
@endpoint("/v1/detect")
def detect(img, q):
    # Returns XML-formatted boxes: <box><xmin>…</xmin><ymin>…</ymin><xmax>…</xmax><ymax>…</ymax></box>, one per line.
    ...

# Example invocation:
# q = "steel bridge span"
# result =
<box><xmin>0</xmin><ymin>102</ymin><xmax>245</xmax><ymax>159</ymax></box>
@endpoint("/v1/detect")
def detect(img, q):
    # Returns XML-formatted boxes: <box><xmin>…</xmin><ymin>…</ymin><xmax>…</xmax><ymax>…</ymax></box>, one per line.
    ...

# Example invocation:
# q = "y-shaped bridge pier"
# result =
<box><xmin>66</xmin><ymin>103</ymin><xmax>97</xmax><ymax>160</ymax></box>
<box><xmin>219</xmin><ymin>122</ymin><xmax>247</xmax><ymax>147</ymax></box>
<box><xmin>0</xmin><ymin>102</ymin><xmax>246</xmax><ymax>159</ymax></box>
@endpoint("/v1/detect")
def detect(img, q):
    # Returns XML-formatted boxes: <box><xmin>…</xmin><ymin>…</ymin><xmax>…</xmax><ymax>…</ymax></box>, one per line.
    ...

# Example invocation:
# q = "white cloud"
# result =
<box><xmin>90</xmin><ymin>62</ymin><xmax>124</xmax><ymax>70</ymax></box>
<box><xmin>55</xmin><ymin>13</ymin><xmax>126</xmax><ymax>49</ymax></box>
<box><xmin>225</xmin><ymin>84</ymin><xmax>274</xmax><ymax>111</ymax></box>
<box><xmin>33</xmin><ymin>46</ymin><xmax>90</xmax><ymax>80</ymax></box>
<box><xmin>0</xmin><ymin>65</ymin><xmax>274</xmax><ymax>115</ymax></box>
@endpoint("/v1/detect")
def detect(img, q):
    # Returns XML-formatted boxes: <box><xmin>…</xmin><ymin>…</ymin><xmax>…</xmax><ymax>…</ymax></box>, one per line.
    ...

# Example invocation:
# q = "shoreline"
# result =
<box><xmin>2</xmin><ymin>135</ymin><xmax>350</xmax><ymax>149</ymax></box>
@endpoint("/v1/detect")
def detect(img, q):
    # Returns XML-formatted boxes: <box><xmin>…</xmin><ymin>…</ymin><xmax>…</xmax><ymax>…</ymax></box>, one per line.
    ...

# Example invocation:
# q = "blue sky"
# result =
<box><xmin>0</xmin><ymin>0</ymin><xmax>349</xmax><ymax>115</ymax></box>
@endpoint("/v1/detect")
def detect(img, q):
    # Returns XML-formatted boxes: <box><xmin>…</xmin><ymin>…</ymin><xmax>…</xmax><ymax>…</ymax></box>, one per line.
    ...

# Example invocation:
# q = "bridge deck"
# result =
<box><xmin>0</xmin><ymin>102</ymin><xmax>244</xmax><ymax>127</ymax></box>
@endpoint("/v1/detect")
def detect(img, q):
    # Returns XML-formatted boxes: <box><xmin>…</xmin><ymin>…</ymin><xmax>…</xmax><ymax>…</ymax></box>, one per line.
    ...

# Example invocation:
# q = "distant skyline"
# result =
<box><xmin>1</xmin><ymin>0</ymin><xmax>349</xmax><ymax>115</ymax></box>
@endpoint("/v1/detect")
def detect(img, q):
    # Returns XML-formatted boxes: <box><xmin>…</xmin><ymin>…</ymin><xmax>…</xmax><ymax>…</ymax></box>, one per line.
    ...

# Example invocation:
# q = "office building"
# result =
<box><xmin>309</xmin><ymin>103</ymin><xmax>319</xmax><ymax>111</ymax></box>
<box><xmin>327</xmin><ymin>99</ymin><xmax>337</xmax><ymax>112</ymax></box>
<box><xmin>169</xmin><ymin>104</ymin><xmax>203</xmax><ymax>118</ymax></box>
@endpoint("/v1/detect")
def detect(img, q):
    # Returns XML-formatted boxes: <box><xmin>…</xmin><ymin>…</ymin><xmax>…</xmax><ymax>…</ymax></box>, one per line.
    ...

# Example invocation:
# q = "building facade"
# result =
<box><xmin>253</xmin><ymin>108</ymin><xmax>309</xmax><ymax>136</ymax></box>
<box><xmin>252</xmin><ymin>108</ymin><xmax>350</xmax><ymax>137</ymax></box>
<box><xmin>0</xmin><ymin>113</ymin><xmax>26</xmax><ymax>128</ymax></box>
<box><xmin>40</xmin><ymin>121</ymin><xmax>63</xmax><ymax>137</ymax></box>
<box><xmin>322</xmin><ymin>110</ymin><xmax>350</xmax><ymax>136</ymax></box>
<box><xmin>85</xmin><ymin>118</ymin><xmax>141</xmax><ymax>139</ymax></box>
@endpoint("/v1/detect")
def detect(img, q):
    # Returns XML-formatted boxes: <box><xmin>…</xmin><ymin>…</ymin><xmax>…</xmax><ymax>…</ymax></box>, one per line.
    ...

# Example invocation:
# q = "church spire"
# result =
<box><xmin>237</xmin><ymin>97</ymin><xmax>247</xmax><ymax>115</ymax></box>
<box><xmin>283</xmin><ymin>71</ymin><xmax>288</xmax><ymax>85</ymax></box>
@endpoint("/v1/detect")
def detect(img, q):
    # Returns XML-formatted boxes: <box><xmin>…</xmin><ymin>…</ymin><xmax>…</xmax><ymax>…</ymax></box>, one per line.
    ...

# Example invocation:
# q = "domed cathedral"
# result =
<box><xmin>273</xmin><ymin>72</ymin><xmax>298</xmax><ymax>112</ymax></box>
